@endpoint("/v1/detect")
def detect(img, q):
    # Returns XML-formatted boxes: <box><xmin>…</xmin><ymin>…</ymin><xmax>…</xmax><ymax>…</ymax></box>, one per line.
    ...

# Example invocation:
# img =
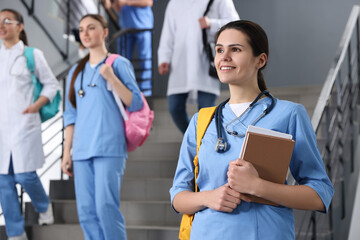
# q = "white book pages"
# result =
<box><xmin>239</xmin><ymin>125</ymin><xmax>292</xmax><ymax>158</ymax></box>
<box><xmin>247</xmin><ymin>125</ymin><xmax>293</xmax><ymax>139</ymax></box>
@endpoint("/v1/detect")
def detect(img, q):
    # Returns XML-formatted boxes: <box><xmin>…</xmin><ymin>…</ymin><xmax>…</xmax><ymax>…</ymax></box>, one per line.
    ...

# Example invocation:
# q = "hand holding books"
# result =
<box><xmin>227</xmin><ymin>125</ymin><xmax>295</xmax><ymax>206</ymax></box>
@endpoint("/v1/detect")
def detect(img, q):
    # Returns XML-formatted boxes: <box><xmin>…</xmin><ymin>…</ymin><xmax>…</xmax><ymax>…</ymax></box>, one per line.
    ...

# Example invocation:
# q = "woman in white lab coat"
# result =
<box><xmin>157</xmin><ymin>0</ymin><xmax>239</xmax><ymax>133</ymax></box>
<box><xmin>0</xmin><ymin>9</ymin><xmax>58</xmax><ymax>240</ymax></box>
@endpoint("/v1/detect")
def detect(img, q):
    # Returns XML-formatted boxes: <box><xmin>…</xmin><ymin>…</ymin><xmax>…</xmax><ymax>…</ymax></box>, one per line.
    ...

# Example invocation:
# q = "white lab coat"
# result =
<box><xmin>157</xmin><ymin>0</ymin><xmax>239</xmax><ymax>97</ymax></box>
<box><xmin>0</xmin><ymin>41</ymin><xmax>59</xmax><ymax>174</ymax></box>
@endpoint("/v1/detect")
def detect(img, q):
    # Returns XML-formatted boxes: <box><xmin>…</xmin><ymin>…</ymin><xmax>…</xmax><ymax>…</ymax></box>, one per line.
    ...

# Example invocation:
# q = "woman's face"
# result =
<box><xmin>0</xmin><ymin>11</ymin><xmax>23</xmax><ymax>42</ymax></box>
<box><xmin>79</xmin><ymin>17</ymin><xmax>108</xmax><ymax>49</ymax></box>
<box><xmin>214</xmin><ymin>29</ymin><xmax>265</xmax><ymax>86</ymax></box>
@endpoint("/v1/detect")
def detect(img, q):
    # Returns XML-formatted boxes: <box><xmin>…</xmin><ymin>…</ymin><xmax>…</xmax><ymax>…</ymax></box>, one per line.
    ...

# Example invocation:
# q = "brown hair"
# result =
<box><xmin>1</xmin><ymin>9</ymin><xmax>28</xmax><ymax>45</ymax></box>
<box><xmin>215</xmin><ymin>20</ymin><xmax>269</xmax><ymax>91</ymax></box>
<box><xmin>69</xmin><ymin>14</ymin><xmax>108</xmax><ymax>108</ymax></box>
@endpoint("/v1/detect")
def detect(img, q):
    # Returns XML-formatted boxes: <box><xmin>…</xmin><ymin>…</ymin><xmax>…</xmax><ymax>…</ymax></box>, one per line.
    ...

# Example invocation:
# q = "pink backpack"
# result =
<box><xmin>105</xmin><ymin>54</ymin><xmax>154</xmax><ymax>152</ymax></box>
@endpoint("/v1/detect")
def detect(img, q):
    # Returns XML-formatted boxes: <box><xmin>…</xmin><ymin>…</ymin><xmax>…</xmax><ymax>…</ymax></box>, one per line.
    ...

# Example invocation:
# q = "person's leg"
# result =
<box><xmin>94</xmin><ymin>157</ymin><xmax>127</xmax><ymax>240</ymax></box>
<box><xmin>0</xmin><ymin>161</ymin><xmax>25</xmax><ymax>237</ymax></box>
<box><xmin>118</xmin><ymin>33</ymin><xmax>135</xmax><ymax>59</ymax></box>
<box><xmin>73</xmin><ymin>159</ymin><xmax>105</xmax><ymax>240</ymax></box>
<box><xmin>136</xmin><ymin>31</ymin><xmax>152</xmax><ymax>96</ymax></box>
<box><xmin>168</xmin><ymin>93</ymin><xmax>190</xmax><ymax>134</ymax></box>
<box><xmin>14</xmin><ymin>172</ymin><xmax>49</xmax><ymax>214</ymax></box>
<box><xmin>197</xmin><ymin>91</ymin><xmax>217</xmax><ymax>110</ymax></box>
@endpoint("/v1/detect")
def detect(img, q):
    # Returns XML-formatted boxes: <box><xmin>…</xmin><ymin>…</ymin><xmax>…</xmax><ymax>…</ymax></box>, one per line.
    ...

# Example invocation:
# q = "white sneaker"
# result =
<box><xmin>8</xmin><ymin>231</ymin><xmax>28</xmax><ymax>240</ymax></box>
<box><xmin>38</xmin><ymin>203</ymin><xmax>54</xmax><ymax>225</ymax></box>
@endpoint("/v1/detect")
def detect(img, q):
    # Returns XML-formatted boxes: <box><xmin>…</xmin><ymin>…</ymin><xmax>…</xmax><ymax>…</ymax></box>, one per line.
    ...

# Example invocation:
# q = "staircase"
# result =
<box><xmin>0</xmin><ymin>86</ymin><xmax>322</xmax><ymax>240</ymax></box>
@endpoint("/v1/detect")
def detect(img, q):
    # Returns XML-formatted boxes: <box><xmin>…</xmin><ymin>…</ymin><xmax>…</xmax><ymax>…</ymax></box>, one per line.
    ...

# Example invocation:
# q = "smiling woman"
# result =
<box><xmin>170</xmin><ymin>20</ymin><xmax>334</xmax><ymax>240</ymax></box>
<box><xmin>0</xmin><ymin>8</ymin><xmax>59</xmax><ymax>240</ymax></box>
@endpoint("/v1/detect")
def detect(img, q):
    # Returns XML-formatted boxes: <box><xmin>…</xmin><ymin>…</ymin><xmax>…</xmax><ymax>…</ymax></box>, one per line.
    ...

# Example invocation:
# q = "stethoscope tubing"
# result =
<box><xmin>78</xmin><ymin>56</ymin><xmax>109</xmax><ymax>98</ymax></box>
<box><xmin>214</xmin><ymin>90</ymin><xmax>276</xmax><ymax>152</ymax></box>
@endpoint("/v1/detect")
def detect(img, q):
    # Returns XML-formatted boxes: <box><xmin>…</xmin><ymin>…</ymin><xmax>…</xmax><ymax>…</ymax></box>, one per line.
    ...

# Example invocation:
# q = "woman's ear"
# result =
<box><xmin>257</xmin><ymin>53</ymin><xmax>267</xmax><ymax>69</ymax></box>
<box><xmin>104</xmin><ymin>28</ymin><xmax>109</xmax><ymax>39</ymax></box>
<box><xmin>18</xmin><ymin>23</ymin><xmax>24</xmax><ymax>33</ymax></box>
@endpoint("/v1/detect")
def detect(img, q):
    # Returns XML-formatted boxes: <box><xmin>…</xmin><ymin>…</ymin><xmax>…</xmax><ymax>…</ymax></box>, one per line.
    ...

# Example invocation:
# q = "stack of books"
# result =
<box><xmin>239</xmin><ymin>125</ymin><xmax>295</xmax><ymax>206</ymax></box>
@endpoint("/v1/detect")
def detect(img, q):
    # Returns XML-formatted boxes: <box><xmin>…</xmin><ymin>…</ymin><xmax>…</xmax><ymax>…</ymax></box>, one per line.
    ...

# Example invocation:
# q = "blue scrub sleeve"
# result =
<box><xmin>169</xmin><ymin>113</ymin><xmax>199</xmax><ymax>211</ymax></box>
<box><xmin>63</xmin><ymin>65</ymin><xmax>77</xmax><ymax>127</ymax></box>
<box><xmin>288</xmin><ymin>104</ymin><xmax>334</xmax><ymax>213</ymax></box>
<box><xmin>112</xmin><ymin>57</ymin><xmax>143</xmax><ymax>112</ymax></box>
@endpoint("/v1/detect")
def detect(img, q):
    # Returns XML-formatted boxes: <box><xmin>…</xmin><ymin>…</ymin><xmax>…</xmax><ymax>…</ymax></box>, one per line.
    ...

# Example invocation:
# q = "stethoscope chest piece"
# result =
<box><xmin>215</xmin><ymin>138</ymin><xmax>227</xmax><ymax>152</ymax></box>
<box><xmin>78</xmin><ymin>89</ymin><xmax>85</xmax><ymax>98</ymax></box>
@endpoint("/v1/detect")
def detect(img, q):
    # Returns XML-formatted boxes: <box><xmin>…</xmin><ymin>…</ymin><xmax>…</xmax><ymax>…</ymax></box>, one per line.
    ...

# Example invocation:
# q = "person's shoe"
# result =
<box><xmin>38</xmin><ymin>203</ymin><xmax>54</xmax><ymax>225</ymax></box>
<box><xmin>8</xmin><ymin>231</ymin><xmax>28</xmax><ymax>240</ymax></box>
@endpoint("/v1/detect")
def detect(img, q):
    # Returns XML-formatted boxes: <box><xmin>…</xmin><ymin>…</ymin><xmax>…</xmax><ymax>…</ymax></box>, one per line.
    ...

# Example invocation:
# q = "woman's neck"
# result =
<box><xmin>228</xmin><ymin>84</ymin><xmax>262</xmax><ymax>104</ymax></box>
<box><xmin>3</xmin><ymin>39</ymin><xmax>20</xmax><ymax>49</ymax></box>
<box><xmin>88</xmin><ymin>45</ymin><xmax>108</xmax><ymax>65</ymax></box>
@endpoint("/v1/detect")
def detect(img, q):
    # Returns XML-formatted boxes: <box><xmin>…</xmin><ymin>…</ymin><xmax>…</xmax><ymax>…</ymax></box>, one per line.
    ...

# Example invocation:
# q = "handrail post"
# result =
<box><xmin>311</xmin><ymin>212</ymin><xmax>317</xmax><ymax>240</ymax></box>
<box><xmin>30</xmin><ymin>0</ymin><xmax>34</xmax><ymax>15</ymax></box>
<box><xmin>61</xmin><ymin>77</ymin><xmax>66</xmax><ymax>181</ymax></box>
<box><xmin>66</xmin><ymin>0</ymin><xmax>70</xmax><ymax>60</ymax></box>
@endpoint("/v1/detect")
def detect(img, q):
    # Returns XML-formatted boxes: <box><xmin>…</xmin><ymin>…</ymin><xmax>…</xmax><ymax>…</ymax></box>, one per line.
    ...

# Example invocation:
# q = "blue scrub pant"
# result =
<box><xmin>168</xmin><ymin>91</ymin><xmax>217</xmax><ymax>134</ymax></box>
<box><xmin>0</xmin><ymin>159</ymin><xmax>49</xmax><ymax>237</ymax></box>
<box><xmin>118</xmin><ymin>31</ymin><xmax>152</xmax><ymax>96</ymax></box>
<box><xmin>73</xmin><ymin>157</ymin><xmax>126</xmax><ymax>240</ymax></box>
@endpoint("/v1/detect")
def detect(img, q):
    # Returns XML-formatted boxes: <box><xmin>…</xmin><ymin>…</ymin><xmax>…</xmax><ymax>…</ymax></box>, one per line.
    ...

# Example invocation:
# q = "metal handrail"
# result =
<box><xmin>20</xmin><ymin>0</ymin><xmax>68</xmax><ymax>59</ymax></box>
<box><xmin>296</xmin><ymin>5</ymin><xmax>360</xmax><ymax>240</ymax></box>
<box><xmin>108</xmin><ymin>28</ymin><xmax>153</xmax><ymax>45</ymax></box>
<box><xmin>312</xmin><ymin>6</ymin><xmax>360</xmax><ymax>132</ymax></box>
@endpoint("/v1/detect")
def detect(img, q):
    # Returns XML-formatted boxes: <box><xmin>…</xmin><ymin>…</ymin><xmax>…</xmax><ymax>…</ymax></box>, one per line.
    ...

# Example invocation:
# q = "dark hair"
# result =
<box><xmin>215</xmin><ymin>20</ymin><xmax>268</xmax><ymax>91</ymax></box>
<box><xmin>0</xmin><ymin>9</ymin><xmax>28</xmax><ymax>45</ymax></box>
<box><xmin>69</xmin><ymin>14</ymin><xmax>108</xmax><ymax>108</ymax></box>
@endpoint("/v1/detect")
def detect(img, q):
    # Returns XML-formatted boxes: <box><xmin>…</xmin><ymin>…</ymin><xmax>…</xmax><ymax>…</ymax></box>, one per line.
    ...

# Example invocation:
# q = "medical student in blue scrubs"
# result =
<box><xmin>106</xmin><ymin>0</ymin><xmax>154</xmax><ymax>96</ymax></box>
<box><xmin>170</xmin><ymin>20</ymin><xmax>334</xmax><ymax>239</ymax></box>
<box><xmin>61</xmin><ymin>14</ymin><xmax>143</xmax><ymax>240</ymax></box>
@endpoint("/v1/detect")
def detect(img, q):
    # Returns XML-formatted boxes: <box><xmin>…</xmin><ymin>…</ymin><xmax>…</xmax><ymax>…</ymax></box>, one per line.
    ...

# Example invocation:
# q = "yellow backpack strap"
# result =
<box><xmin>179</xmin><ymin>106</ymin><xmax>216</xmax><ymax>240</ymax></box>
<box><xmin>193</xmin><ymin>106</ymin><xmax>217</xmax><ymax>192</ymax></box>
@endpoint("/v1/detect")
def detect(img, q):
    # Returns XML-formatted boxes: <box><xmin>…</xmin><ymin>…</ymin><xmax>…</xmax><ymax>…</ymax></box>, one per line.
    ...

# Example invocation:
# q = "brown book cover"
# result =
<box><xmin>239</xmin><ymin>129</ymin><xmax>295</xmax><ymax>206</ymax></box>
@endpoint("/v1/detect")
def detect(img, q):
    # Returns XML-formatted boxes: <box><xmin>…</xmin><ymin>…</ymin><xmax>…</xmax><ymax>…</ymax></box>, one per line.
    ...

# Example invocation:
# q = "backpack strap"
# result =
<box><xmin>24</xmin><ymin>47</ymin><xmax>37</xmax><ymax>85</ymax></box>
<box><xmin>105</xmin><ymin>53</ymin><xmax>120</xmax><ymax>66</ymax></box>
<box><xmin>193</xmin><ymin>106</ymin><xmax>217</xmax><ymax>192</ymax></box>
<box><xmin>178</xmin><ymin>106</ymin><xmax>217</xmax><ymax>240</ymax></box>
<box><xmin>24</xmin><ymin>47</ymin><xmax>42</xmax><ymax>102</ymax></box>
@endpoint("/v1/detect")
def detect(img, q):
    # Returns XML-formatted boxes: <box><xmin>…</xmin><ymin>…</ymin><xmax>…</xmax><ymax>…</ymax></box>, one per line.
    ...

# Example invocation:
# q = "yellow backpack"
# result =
<box><xmin>178</xmin><ymin>106</ymin><xmax>217</xmax><ymax>240</ymax></box>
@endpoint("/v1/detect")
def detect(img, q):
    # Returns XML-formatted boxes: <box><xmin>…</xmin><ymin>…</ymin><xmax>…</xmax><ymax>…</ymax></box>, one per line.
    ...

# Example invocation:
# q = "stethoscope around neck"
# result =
<box><xmin>214</xmin><ymin>90</ymin><xmax>276</xmax><ymax>153</ymax></box>
<box><xmin>77</xmin><ymin>56</ymin><xmax>109</xmax><ymax>98</ymax></box>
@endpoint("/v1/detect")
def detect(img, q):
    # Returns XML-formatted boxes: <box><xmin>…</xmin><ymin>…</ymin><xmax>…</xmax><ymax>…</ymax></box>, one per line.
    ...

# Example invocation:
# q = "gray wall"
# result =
<box><xmin>152</xmin><ymin>0</ymin><xmax>360</xmax><ymax>96</ymax></box>
<box><xmin>2</xmin><ymin>0</ymin><xmax>359</xmax><ymax>96</ymax></box>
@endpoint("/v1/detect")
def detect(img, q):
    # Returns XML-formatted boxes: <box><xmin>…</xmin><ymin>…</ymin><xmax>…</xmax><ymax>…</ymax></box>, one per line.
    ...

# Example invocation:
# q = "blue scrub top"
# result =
<box><xmin>119</xmin><ymin>5</ymin><xmax>154</xmax><ymax>29</ymax></box>
<box><xmin>170</xmin><ymin>97</ymin><xmax>334</xmax><ymax>240</ymax></box>
<box><xmin>63</xmin><ymin>56</ymin><xmax>143</xmax><ymax>161</ymax></box>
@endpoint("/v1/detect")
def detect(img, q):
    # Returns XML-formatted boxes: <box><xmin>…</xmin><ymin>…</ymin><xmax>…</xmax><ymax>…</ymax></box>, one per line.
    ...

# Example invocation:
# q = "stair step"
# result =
<box><xmin>121</xmin><ymin>178</ymin><xmax>173</xmax><ymax>201</ymax></box>
<box><xmin>25</xmin><ymin>200</ymin><xmax>182</xmax><ymax>226</ymax></box>
<box><xmin>49</xmin><ymin>178</ymin><xmax>174</xmax><ymax>202</ymax></box>
<box><xmin>50</xmin><ymin>179</ymin><xmax>75</xmax><ymax>200</ymax></box>
<box><xmin>125</xmin><ymin>160</ymin><xmax>177</xmax><ymax>178</ymax></box>
<box><xmin>29</xmin><ymin>224</ymin><xmax>179</xmax><ymax>240</ymax></box>
<box><xmin>128</xmin><ymin>142</ymin><xmax>181</xmax><ymax>161</ymax></box>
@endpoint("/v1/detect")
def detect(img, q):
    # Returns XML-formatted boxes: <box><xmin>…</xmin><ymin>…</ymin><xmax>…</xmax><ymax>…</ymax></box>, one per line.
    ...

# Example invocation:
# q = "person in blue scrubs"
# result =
<box><xmin>108</xmin><ymin>0</ymin><xmax>154</xmax><ymax>96</ymax></box>
<box><xmin>170</xmin><ymin>20</ymin><xmax>334</xmax><ymax>239</ymax></box>
<box><xmin>61</xmin><ymin>14</ymin><xmax>143</xmax><ymax>240</ymax></box>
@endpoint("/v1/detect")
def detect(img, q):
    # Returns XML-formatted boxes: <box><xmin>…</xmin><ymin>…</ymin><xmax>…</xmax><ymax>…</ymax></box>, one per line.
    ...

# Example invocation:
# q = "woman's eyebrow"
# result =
<box><xmin>79</xmin><ymin>24</ymin><xmax>95</xmax><ymax>29</ymax></box>
<box><xmin>215</xmin><ymin>43</ymin><xmax>245</xmax><ymax>47</ymax></box>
